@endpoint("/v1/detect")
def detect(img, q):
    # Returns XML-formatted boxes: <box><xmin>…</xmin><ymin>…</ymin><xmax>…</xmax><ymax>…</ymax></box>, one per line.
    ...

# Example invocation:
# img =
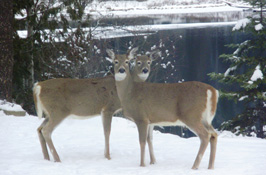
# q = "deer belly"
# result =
<box><xmin>68</xmin><ymin>114</ymin><xmax>100</xmax><ymax>120</ymax></box>
<box><xmin>153</xmin><ymin>120</ymin><xmax>186</xmax><ymax>127</ymax></box>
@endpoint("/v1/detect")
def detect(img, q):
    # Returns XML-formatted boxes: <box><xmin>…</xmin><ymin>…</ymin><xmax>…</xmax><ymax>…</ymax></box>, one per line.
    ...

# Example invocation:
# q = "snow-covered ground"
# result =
<box><xmin>1</xmin><ymin>111</ymin><xmax>266</xmax><ymax>175</ymax></box>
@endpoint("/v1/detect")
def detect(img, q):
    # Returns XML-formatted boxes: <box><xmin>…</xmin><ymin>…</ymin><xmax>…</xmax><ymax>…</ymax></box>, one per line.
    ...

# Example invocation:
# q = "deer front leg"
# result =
<box><xmin>101</xmin><ymin>111</ymin><xmax>113</xmax><ymax>160</ymax></box>
<box><xmin>147</xmin><ymin>125</ymin><xmax>156</xmax><ymax>164</ymax></box>
<box><xmin>136</xmin><ymin>120</ymin><xmax>148</xmax><ymax>167</ymax></box>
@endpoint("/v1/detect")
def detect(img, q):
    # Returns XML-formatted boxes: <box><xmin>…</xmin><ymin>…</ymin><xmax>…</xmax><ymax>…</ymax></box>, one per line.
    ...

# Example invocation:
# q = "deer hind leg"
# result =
<box><xmin>202</xmin><ymin>117</ymin><xmax>218</xmax><ymax>169</ymax></box>
<box><xmin>147</xmin><ymin>125</ymin><xmax>156</xmax><ymax>164</ymax></box>
<box><xmin>206</xmin><ymin>125</ymin><xmax>217</xmax><ymax>169</ymax></box>
<box><xmin>101</xmin><ymin>110</ymin><xmax>114</xmax><ymax>160</ymax></box>
<box><xmin>190</xmin><ymin>123</ymin><xmax>211</xmax><ymax>170</ymax></box>
<box><xmin>41</xmin><ymin>116</ymin><xmax>63</xmax><ymax>162</ymax></box>
<box><xmin>37</xmin><ymin>118</ymin><xmax>50</xmax><ymax>160</ymax></box>
<box><xmin>136</xmin><ymin>120</ymin><xmax>149</xmax><ymax>167</ymax></box>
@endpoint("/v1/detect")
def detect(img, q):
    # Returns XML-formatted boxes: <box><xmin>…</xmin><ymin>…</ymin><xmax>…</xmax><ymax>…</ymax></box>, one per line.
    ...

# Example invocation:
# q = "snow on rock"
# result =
<box><xmin>0</xmin><ymin>100</ymin><xmax>26</xmax><ymax>116</ymax></box>
<box><xmin>255</xmin><ymin>23</ymin><xmax>263</xmax><ymax>31</ymax></box>
<box><xmin>0</xmin><ymin>100</ymin><xmax>25</xmax><ymax>112</ymax></box>
<box><xmin>248</xmin><ymin>64</ymin><xmax>263</xmax><ymax>84</ymax></box>
<box><xmin>232</xmin><ymin>18</ymin><xmax>250</xmax><ymax>31</ymax></box>
<box><xmin>1</xmin><ymin>109</ymin><xmax>266</xmax><ymax>175</ymax></box>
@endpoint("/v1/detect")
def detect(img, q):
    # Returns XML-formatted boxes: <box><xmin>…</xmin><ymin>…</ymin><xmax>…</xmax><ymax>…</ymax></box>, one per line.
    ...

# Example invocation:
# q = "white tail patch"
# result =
<box><xmin>33</xmin><ymin>83</ymin><xmax>44</xmax><ymax>120</ymax></box>
<box><xmin>216</xmin><ymin>90</ymin><xmax>219</xmax><ymax>105</ymax></box>
<box><xmin>202</xmin><ymin>90</ymin><xmax>213</xmax><ymax>125</ymax></box>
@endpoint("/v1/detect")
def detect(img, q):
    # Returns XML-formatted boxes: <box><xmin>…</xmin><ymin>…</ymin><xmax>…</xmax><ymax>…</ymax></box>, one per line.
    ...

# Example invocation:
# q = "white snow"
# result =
<box><xmin>15</xmin><ymin>0</ymin><xmax>245</xmax><ymax>21</ymax></box>
<box><xmin>1</xmin><ymin>111</ymin><xmax>266</xmax><ymax>175</ymax></box>
<box><xmin>0</xmin><ymin>100</ymin><xmax>25</xmax><ymax>112</ymax></box>
<box><xmin>232</xmin><ymin>18</ymin><xmax>250</xmax><ymax>31</ymax></box>
<box><xmin>86</xmin><ymin>0</ymin><xmax>244</xmax><ymax>18</ymax></box>
<box><xmin>248</xmin><ymin>65</ymin><xmax>263</xmax><ymax>84</ymax></box>
<box><xmin>255</xmin><ymin>23</ymin><xmax>263</xmax><ymax>31</ymax></box>
<box><xmin>16</xmin><ymin>0</ymin><xmax>248</xmax><ymax>40</ymax></box>
<box><xmin>238</xmin><ymin>95</ymin><xmax>248</xmax><ymax>101</ymax></box>
<box><xmin>224</xmin><ymin>65</ymin><xmax>237</xmax><ymax>76</ymax></box>
<box><xmin>17</xmin><ymin>21</ymin><xmax>237</xmax><ymax>40</ymax></box>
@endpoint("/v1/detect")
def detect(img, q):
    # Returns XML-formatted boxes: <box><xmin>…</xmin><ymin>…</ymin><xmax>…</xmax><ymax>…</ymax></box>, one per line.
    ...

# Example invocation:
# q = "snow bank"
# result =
<box><xmin>1</xmin><ymin>111</ymin><xmax>266</xmax><ymax>175</ymax></box>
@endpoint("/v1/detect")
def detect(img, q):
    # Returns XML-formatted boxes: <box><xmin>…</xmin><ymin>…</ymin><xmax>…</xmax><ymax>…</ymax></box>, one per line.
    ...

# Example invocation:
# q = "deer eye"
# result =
<box><xmin>137</xmin><ymin>61</ymin><xmax>141</xmax><ymax>65</ymax></box>
<box><xmin>125</xmin><ymin>60</ymin><xmax>129</xmax><ymax>64</ymax></box>
<box><xmin>147</xmin><ymin>61</ymin><xmax>151</xmax><ymax>65</ymax></box>
<box><xmin>114</xmin><ymin>60</ymin><xmax>119</xmax><ymax>64</ymax></box>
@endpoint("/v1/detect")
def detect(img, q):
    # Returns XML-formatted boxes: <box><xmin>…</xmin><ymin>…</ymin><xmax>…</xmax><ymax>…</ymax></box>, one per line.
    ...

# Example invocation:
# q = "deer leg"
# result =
<box><xmin>208</xmin><ymin>126</ymin><xmax>218</xmax><ymax>169</ymax></box>
<box><xmin>147</xmin><ymin>125</ymin><xmax>156</xmax><ymax>164</ymax></box>
<box><xmin>101</xmin><ymin>111</ymin><xmax>113</xmax><ymax>160</ymax></box>
<box><xmin>42</xmin><ymin>118</ymin><xmax>62</xmax><ymax>162</ymax></box>
<box><xmin>136</xmin><ymin>120</ymin><xmax>148</xmax><ymax>167</ymax></box>
<box><xmin>191</xmin><ymin>124</ymin><xmax>210</xmax><ymax>170</ymax></box>
<box><xmin>37</xmin><ymin>118</ymin><xmax>50</xmax><ymax>160</ymax></box>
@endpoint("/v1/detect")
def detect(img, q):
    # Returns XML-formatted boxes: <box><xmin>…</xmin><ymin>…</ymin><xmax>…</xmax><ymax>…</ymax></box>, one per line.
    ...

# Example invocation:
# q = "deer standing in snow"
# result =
<box><xmin>107</xmin><ymin>48</ymin><xmax>219</xmax><ymax>169</ymax></box>
<box><xmin>33</xmin><ymin>50</ymin><xmax>156</xmax><ymax>162</ymax></box>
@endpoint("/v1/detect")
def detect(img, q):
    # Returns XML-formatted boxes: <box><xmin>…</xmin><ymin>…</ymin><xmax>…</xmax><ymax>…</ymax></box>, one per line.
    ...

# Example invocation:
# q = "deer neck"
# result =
<box><xmin>115</xmin><ymin>72</ymin><xmax>134</xmax><ymax>104</ymax></box>
<box><xmin>132</xmin><ymin>71</ymin><xmax>141</xmax><ymax>82</ymax></box>
<box><xmin>131</xmin><ymin>69</ymin><xmax>145</xmax><ymax>83</ymax></box>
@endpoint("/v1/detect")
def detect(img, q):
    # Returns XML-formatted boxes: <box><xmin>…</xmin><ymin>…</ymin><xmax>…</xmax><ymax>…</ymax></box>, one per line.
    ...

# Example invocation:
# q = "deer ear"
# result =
<box><xmin>149</xmin><ymin>49</ymin><xmax>161</xmax><ymax>61</ymax></box>
<box><xmin>127</xmin><ymin>47</ymin><xmax>138</xmax><ymax>60</ymax></box>
<box><xmin>106</xmin><ymin>49</ymin><xmax>115</xmax><ymax>61</ymax></box>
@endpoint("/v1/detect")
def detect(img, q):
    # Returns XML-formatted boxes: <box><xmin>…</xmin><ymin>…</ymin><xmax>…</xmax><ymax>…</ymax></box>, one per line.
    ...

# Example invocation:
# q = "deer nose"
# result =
<box><xmin>142</xmin><ymin>68</ymin><xmax>149</xmax><ymax>74</ymax></box>
<box><xmin>119</xmin><ymin>68</ymin><xmax>125</xmax><ymax>73</ymax></box>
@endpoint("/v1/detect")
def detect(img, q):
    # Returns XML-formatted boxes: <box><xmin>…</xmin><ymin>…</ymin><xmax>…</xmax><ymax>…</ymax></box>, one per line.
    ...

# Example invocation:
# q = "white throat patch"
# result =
<box><xmin>138</xmin><ymin>73</ymin><xmax>149</xmax><ymax>81</ymax></box>
<box><xmin>115</xmin><ymin>72</ymin><xmax>127</xmax><ymax>81</ymax></box>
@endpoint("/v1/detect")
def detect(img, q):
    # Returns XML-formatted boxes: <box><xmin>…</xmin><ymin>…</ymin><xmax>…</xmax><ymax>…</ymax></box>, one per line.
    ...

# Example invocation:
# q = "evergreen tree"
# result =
<box><xmin>13</xmin><ymin>0</ymin><xmax>97</xmax><ymax>113</ymax></box>
<box><xmin>209</xmin><ymin>0</ymin><xmax>266</xmax><ymax>138</ymax></box>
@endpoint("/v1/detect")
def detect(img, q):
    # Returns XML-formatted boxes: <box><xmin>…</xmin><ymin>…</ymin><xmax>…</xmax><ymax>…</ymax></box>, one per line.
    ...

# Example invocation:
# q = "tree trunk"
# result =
<box><xmin>0</xmin><ymin>0</ymin><xmax>13</xmax><ymax>101</ymax></box>
<box><xmin>26</xmin><ymin>5</ymin><xmax>34</xmax><ymax>88</ymax></box>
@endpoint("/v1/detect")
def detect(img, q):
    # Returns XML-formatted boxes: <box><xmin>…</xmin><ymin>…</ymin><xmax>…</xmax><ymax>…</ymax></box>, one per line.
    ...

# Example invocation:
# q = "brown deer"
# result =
<box><xmin>33</xmin><ymin>50</ymin><xmax>156</xmax><ymax>162</ymax></box>
<box><xmin>107</xmin><ymin>48</ymin><xmax>219</xmax><ymax>169</ymax></box>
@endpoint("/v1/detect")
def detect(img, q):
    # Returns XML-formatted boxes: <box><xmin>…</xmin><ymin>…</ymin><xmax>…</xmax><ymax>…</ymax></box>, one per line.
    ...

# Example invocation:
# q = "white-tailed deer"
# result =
<box><xmin>33</xmin><ymin>50</ymin><xmax>154</xmax><ymax>162</ymax></box>
<box><xmin>108</xmin><ymin>48</ymin><xmax>219</xmax><ymax>169</ymax></box>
